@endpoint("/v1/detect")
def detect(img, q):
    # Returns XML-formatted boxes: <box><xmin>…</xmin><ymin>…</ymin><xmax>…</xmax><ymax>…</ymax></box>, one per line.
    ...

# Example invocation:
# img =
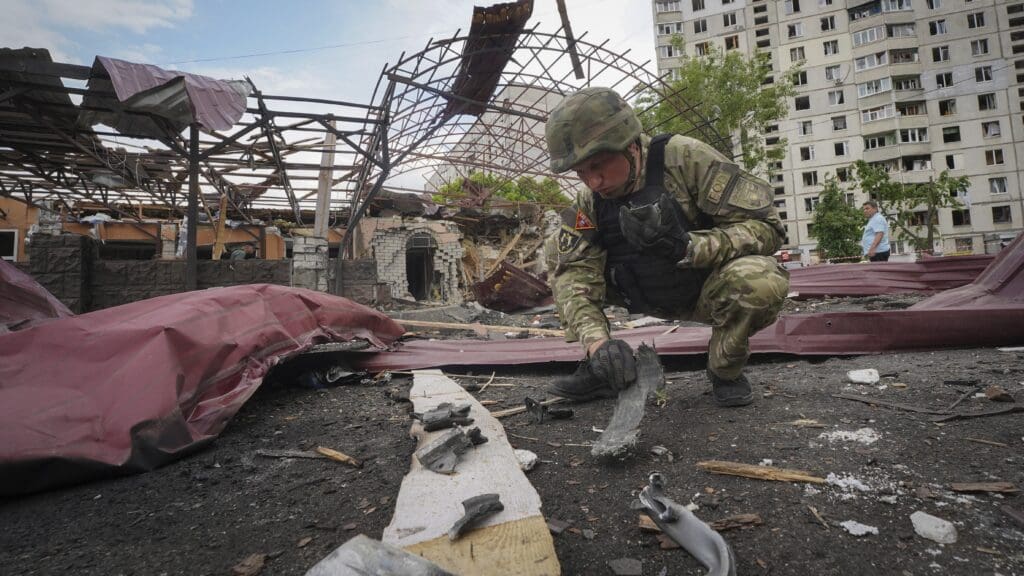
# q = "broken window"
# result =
<box><xmin>0</xmin><ymin>230</ymin><xmax>16</xmax><ymax>261</ymax></box>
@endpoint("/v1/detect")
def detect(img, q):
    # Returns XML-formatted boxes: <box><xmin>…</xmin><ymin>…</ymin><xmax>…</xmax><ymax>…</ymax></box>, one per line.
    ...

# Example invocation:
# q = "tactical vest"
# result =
<box><xmin>593</xmin><ymin>135</ymin><xmax>711</xmax><ymax>314</ymax></box>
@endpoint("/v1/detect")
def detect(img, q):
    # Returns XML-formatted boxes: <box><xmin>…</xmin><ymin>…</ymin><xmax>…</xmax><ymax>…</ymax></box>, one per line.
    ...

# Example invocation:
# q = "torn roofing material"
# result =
<box><xmin>353</xmin><ymin>239</ymin><xmax>1024</xmax><ymax>371</ymax></box>
<box><xmin>472</xmin><ymin>260</ymin><xmax>552</xmax><ymax>313</ymax></box>
<box><xmin>787</xmin><ymin>254</ymin><xmax>994</xmax><ymax>299</ymax></box>
<box><xmin>442</xmin><ymin>0</ymin><xmax>534</xmax><ymax>119</ymax></box>
<box><xmin>79</xmin><ymin>56</ymin><xmax>250</xmax><ymax>138</ymax></box>
<box><xmin>0</xmin><ymin>285</ymin><xmax>404</xmax><ymax>496</ymax></box>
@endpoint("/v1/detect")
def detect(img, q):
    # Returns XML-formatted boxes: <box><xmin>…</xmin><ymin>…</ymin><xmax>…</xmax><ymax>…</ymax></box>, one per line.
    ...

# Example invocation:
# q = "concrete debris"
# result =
<box><xmin>847</xmin><ymin>369</ymin><xmax>880</xmax><ymax>385</ymax></box>
<box><xmin>818</xmin><ymin>427</ymin><xmax>881</xmax><ymax>445</ymax></box>
<box><xmin>650</xmin><ymin>445</ymin><xmax>674</xmax><ymax>462</ymax></box>
<box><xmin>840</xmin><ymin>520</ymin><xmax>879</xmax><ymax>536</ymax></box>
<box><xmin>514</xmin><ymin>449</ymin><xmax>538</xmax><ymax>471</ymax></box>
<box><xmin>623</xmin><ymin>316</ymin><xmax>669</xmax><ymax>329</ymax></box>
<box><xmin>606</xmin><ymin>558</ymin><xmax>643</xmax><ymax>576</ymax></box>
<box><xmin>546</xmin><ymin>517</ymin><xmax>572</xmax><ymax>535</ymax></box>
<box><xmin>984</xmin><ymin>385</ymin><xmax>1015</xmax><ymax>402</ymax></box>
<box><xmin>826</xmin><ymin>473</ymin><xmax>871</xmax><ymax>492</ymax></box>
<box><xmin>911</xmin><ymin>511</ymin><xmax>958</xmax><ymax>544</ymax></box>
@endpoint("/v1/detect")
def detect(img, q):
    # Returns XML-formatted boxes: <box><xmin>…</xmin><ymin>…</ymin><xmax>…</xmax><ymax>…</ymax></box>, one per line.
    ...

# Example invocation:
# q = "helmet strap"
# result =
<box><xmin>622</xmin><ymin>139</ymin><xmax>642</xmax><ymax>194</ymax></box>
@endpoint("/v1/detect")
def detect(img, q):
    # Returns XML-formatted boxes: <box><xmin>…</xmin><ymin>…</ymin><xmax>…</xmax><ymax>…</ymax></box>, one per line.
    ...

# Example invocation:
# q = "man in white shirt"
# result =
<box><xmin>861</xmin><ymin>200</ymin><xmax>890</xmax><ymax>262</ymax></box>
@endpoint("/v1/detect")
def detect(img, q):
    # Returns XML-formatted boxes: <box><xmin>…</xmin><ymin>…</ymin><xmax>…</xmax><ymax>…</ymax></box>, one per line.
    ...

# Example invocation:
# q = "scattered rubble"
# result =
<box><xmin>818</xmin><ymin>428</ymin><xmax>881</xmax><ymax>445</ymax></box>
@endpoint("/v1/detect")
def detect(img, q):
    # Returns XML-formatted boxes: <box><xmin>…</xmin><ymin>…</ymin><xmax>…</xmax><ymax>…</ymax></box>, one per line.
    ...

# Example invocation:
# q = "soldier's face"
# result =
<box><xmin>573</xmin><ymin>150</ymin><xmax>632</xmax><ymax>199</ymax></box>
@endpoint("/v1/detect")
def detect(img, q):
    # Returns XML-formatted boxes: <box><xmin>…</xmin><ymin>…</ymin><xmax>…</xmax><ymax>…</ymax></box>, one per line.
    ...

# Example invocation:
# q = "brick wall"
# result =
<box><xmin>370</xmin><ymin>220</ymin><xmax>464</xmax><ymax>303</ymax></box>
<box><xmin>27</xmin><ymin>234</ymin><xmax>93</xmax><ymax>313</ymax></box>
<box><xmin>89</xmin><ymin>259</ymin><xmax>291</xmax><ymax>310</ymax></box>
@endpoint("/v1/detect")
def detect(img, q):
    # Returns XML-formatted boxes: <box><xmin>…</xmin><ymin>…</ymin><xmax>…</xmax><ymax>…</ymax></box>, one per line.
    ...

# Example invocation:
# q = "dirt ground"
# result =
<box><xmin>2</xmin><ymin>297</ymin><xmax>1023</xmax><ymax>576</ymax></box>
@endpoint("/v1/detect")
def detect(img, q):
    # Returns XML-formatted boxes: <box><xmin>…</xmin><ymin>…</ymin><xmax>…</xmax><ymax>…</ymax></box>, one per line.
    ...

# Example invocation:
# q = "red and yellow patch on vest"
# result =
<box><xmin>574</xmin><ymin>209</ymin><xmax>595</xmax><ymax>230</ymax></box>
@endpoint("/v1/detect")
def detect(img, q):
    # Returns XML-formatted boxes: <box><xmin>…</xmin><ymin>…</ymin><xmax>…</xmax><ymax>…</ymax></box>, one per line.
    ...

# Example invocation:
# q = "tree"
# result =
<box><xmin>810</xmin><ymin>177</ymin><xmax>862</xmax><ymax>261</ymax></box>
<box><xmin>433</xmin><ymin>172</ymin><xmax>570</xmax><ymax>208</ymax></box>
<box><xmin>633</xmin><ymin>39</ymin><xmax>796</xmax><ymax>176</ymax></box>
<box><xmin>851</xmin><ymin>161</ymin><xmax>968</xmax><ymax>253</ymax></box>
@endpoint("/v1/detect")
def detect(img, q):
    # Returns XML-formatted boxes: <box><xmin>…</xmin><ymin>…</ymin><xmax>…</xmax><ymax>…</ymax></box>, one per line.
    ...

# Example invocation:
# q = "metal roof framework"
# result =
<box><xmin>0</xmin><ymin>48</ymin><xmax>389</xmax><ymax>225</ymax></box>
<box><xmin>350</xmin><ymin>24</ymin><xmax>729</xmax><ymax>236</ymax></box>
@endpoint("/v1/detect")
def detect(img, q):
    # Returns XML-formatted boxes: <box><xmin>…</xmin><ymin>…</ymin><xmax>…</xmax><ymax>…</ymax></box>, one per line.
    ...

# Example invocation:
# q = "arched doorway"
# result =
<box><xmin>405</xmin><ymin>233</ymin><xmax>437</xmax><ymax>301</ymax></box>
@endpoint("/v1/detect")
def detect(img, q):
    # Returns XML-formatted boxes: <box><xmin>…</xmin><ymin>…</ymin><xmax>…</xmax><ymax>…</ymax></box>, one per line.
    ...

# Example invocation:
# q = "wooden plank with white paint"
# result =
<box><xmin>382</xmin><ymin>369</ymin><xmax>560</xmax><ymax>575</ymax></box>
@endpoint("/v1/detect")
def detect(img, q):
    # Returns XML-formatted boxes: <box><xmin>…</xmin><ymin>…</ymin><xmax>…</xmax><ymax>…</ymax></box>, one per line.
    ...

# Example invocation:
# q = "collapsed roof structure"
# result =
<box><xmin>0</xmin><ymin>0</ymin><xmax>727</xmax><ymax>293</ymax></box>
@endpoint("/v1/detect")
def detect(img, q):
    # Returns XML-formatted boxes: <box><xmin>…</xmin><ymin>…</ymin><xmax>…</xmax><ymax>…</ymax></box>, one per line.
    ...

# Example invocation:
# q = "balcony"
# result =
<box><xmin>895</xmin><ymin>141</ymin><xmax>932</xmax><ymax>156</ymax></box>
<box><xmin>861</xmin><ymin>116</ymin><xmax>898</xmax><ymax>133</ymax></box>
<box><xmin>863</xmin><ymin>145</ymin><xmax>900</xmax><ymax>163</ymax></box>
<box><xmin>896</xmin><ymin>114</ymin><xmax>930</xmax><ymax>129</ymax></box>
<box><xmin>900</xmin><ymin>170</ymin><xmax>934</xmax><ymax>184</ymax></box>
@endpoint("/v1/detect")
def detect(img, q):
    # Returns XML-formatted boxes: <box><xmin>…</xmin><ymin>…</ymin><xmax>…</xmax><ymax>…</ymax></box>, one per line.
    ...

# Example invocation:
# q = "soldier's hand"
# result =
<box><xmin>588</xmin><ymin>339</ymin><xmax>637</xmax><ymax>391</ymax></box>
<box><xmin>619</xmin><ymin>194</ymin><xmax>689</xmax><ymax>261</ymax></box>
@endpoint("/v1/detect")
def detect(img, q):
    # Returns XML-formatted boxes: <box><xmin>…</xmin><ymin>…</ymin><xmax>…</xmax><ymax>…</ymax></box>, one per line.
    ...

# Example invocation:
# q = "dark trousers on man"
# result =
<box><xmin>868</xmin><ymin>250</ymin><xmax>890</xmax><ymax>262</ymax></box>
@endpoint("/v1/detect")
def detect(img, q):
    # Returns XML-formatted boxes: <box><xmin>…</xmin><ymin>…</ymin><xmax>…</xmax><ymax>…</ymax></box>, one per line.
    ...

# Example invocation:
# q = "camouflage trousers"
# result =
<box><xmin>689</xmin><ymin>255</ymin><xmax>789</xmax><ymax>380</ymax></box>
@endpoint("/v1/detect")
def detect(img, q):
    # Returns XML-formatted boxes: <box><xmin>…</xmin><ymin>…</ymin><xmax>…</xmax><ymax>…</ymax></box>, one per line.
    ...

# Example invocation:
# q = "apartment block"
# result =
<box><xmin>652</xmin><ymin>0</ymin><xmax>1024</xmax><ymax>258</ymax></box>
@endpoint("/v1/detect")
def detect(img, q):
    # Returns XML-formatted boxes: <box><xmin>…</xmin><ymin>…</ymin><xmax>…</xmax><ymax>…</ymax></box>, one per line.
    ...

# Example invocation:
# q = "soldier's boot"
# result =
<box><xmin>707</xmin><ymin>370</ymin><xmax>754</xmax><ymax>407</ymax></box>
<box><xmin>548</xmin><ymin>362</ymin><xmax>618</xmax><ymax>402</ymax></box>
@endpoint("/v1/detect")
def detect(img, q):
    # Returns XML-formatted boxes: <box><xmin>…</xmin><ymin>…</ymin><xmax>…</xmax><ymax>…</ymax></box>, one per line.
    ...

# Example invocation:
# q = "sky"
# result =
<box><xmin>3</xmin><ymin>0</ymin><xmax>659</xmax><ymax>105</ymax></box>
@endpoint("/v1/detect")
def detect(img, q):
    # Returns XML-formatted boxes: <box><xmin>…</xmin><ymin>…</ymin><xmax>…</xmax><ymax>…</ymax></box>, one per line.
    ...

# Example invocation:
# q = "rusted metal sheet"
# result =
<box><xmin>354</xmin><ymin>238</ymin><xmax>1024</xmax><ymax>371</ymax></box>
<box><xmin>788</xmin><ymin>254</ymin><xmax>994</xmax><ymax>299</ymax></box>
<box><xmin>442</xmin><ymin>0</ymin><xmax>533</xmax><ymax>118</ymax></box>
<box><xmin>79</xmin><ymin>56</ymin><xmax>249</xmax><ymax>137</ymax></box>
<box><xmin>472</xmin><ymin>260</ymin><xmax>552</xmax><ymax>313</ymax></box>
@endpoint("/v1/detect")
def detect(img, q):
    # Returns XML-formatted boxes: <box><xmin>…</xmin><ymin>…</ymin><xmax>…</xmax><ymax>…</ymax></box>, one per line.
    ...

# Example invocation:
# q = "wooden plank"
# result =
<box><xmin>313</xmin><ymin>119</ymin><xmax>336</xmax><ymax>238</ymax></box>
<box><xmin>382</xmin><ymin>370</ymin><xmax>560</xmax><ymax>575</ymax></box>
<box><xmin>486</xmin><ymin>227</ymin><xmax>526</xmax><ymax>276</ymax></box>
<box><xmin>404</xmin><ymin>516</ymin><xmax>557</xmax><ymax>574</ymax></box>
<box><xmin>211</xmin><ymin>194</ymin><xmax>228</xmax><ymax>260</ymax></box>
<box><xmin>394</xmin><ymin>319</ymin><xmax>564</xmax><ymax>337</ymax></box>
<box><xmin>697</xmin><ymin>460</ymin><xmax>826</xmax><ymax>484</ymax></box>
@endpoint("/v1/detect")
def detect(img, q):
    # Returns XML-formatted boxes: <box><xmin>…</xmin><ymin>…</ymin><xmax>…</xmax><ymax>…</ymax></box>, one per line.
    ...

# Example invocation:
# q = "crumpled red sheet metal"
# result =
<box><xmin>354</xmin><ymin>238</ymin><xmax>1024</xmax><ymax>371</ymax></box>
<box><xmin>0</xmin><ymin>284</ymin><xmax>404</xmax><ymax>496</ymax></box>
<box><xmin>472</xmin><ymin>260</ymin><xmax>553</xmax><ymax>313</ymax></box>
<box><xmin>79</xmin><ymin>56</ymin><xmax>249</xmax><ymax>138</ymax></box>
<box><xmin>0</xmin><ymin>258</ymin><xmax>73</xmax><ymax>331</ymax></box>
<box><xmin>787</xmin><ymin>254</ymin><xmax>994</xmax><ymax>299</ymax></box>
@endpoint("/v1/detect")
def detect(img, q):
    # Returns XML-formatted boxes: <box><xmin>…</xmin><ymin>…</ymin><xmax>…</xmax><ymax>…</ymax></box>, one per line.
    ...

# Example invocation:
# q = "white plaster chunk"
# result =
<box><xmin>818</xmin><ymin>427</ymin><xmax>881</xmax><ymax>445</ymax></box>
<box><xmin>911</xmin><ymin>511</ymin><xmax>958</xmax><ymax>544</ymax></box>
<box><xmin>515</xmin><ymin>449</ymin><xmax>538</xmax><ymax>471</ymax></box>
<box><xmin>840</xmin><ymin>520</ymin><xmax>879</xmax><ymax>536</ymax></box>
<box><xmin>847</xmin><ymin>369</ymin><xmax>880</xmax><ymax>385</ymax></box>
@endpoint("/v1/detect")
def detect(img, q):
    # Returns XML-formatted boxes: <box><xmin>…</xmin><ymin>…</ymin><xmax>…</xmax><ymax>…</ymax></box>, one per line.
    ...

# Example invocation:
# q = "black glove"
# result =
<box><xmin>619</xmin><ymin>193</ymin><xmax>690</xmax><ymax>261</ymax></box>
<box><xmin>589</xmin><ymin>339</ymin><xmax>637</xmax><ymax>391</ymax></box>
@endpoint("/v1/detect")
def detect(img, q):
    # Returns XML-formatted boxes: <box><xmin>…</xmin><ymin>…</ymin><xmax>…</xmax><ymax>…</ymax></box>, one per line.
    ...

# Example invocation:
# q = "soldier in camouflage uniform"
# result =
<box><xmin>543</xmin><ymin>87</ymin><xmax>789</xmax><ymax>407</ymax></box>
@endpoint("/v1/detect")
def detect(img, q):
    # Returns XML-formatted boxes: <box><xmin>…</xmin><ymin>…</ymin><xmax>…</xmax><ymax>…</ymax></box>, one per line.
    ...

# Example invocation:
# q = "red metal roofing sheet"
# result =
<box><xmin>92</xmin><ymin>56</ymin><xmax>248</xmax><ymax>132</ymax></box>
<box><xmin>0</xmin><ymin>285</ymin><xmax>403</xmax><ymax>495</ymax></box>
<box><xmin>353</xmin><ymin>238</ymin><xmax>1024</xmax><ymax>371</ymax></box>
<box><xmin>787</xmin><ymin>254</ymin><xmax>994</xmax><ymax>299</ymax></box>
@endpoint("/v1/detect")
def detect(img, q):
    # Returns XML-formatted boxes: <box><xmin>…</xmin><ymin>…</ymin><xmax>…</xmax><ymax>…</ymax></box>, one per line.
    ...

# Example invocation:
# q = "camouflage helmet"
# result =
<box><xmin>545</xmin><ymin>87</ymin><xmax>642</xmax><ymax>173</ymax></box>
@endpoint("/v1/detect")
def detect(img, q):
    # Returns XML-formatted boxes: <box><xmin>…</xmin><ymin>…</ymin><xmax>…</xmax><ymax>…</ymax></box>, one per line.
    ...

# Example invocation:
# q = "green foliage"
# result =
<box><xmin>433</xmin><ymin>172</ymin><xmax>570</xmax><ymax>208</ymax></box>
<box><xmin>851</xmin><ymin>161</ymin><xmax>968</xmax><ymax>252</ymax></box>
<box><xmin>810</xmin><ymin>177</ymin><xmax>862</xmax><ymax>260</ymax></box>
<box><xmin>633</xmin><ymin>41</ymin><xmax>796</xmax><ymax>176</ymax></box>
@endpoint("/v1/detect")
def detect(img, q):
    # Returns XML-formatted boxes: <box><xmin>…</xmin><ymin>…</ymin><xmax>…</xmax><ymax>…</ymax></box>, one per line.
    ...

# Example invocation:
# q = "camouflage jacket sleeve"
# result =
<box><xmin>662</xmin><ymin>135</ymin><xmax>785</xmax><ymax>269</ymax></box>
<box><xmin>543</xmin><ymin>194</ymin><xmax>610</xmax><ymax>350</ymax></box>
